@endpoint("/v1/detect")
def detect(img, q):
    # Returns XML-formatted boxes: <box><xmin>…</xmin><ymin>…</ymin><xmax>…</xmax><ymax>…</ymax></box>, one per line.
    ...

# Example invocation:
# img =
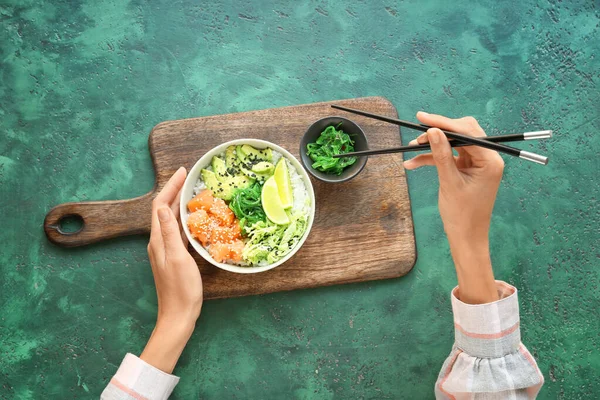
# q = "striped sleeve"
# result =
<box><xmin>435</xmin><ymin>281</ymin><xmax>544</xmax><ymax>399</ymax></box>
<box><xmin>101</xmin><ymin>353</ymin><xmax>180</xmax><ymax>400</ymax></box>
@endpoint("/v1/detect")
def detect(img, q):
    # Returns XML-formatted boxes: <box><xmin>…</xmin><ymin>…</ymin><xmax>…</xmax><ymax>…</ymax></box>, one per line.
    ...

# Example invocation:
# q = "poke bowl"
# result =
<box><xmin>180</xmin><ymin>139</ymin><xmax>316</xmax><ymax>274</ymax></box>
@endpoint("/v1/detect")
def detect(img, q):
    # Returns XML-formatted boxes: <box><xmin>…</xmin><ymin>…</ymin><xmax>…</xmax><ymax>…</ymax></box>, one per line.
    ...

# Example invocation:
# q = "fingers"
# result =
<box><xmin>408</xmin><ymin>132</ymin><xmax>429</xmax><ymax>146</ymax></box>
<box><xmin>416</xmin><ymin>112</ymin><xmax>498</xmax><ymax>163</ymax></box>
<box><xmin>170</xmin><ymin>185</ymin><xmax>185</xmax><ymax>251</ymax></box>
<box><xmin>147</xmin><ymin>242</ymin><xmax>156</xmax><ymax>270</ymax></box>
<box><xmin>150</xmin><ymin>167</ymin><xmax>187</xmax><ymax>262</ymax></box>
<box><xmin>426</xmin><ymin>128</ymin><xmax>461</xmax><ymax>186</ymax></box>
<box><xmin>416</xmin><ymin>112</ymin><xmax>485</xmax><ymax>137</ymax></box>
<box><xmin>171</xmin><ymin>189</ymin><xmax>182</xmax><ymax>222</ymax></box>
<box><xmin>158</xmin><ymin>206</ymin><xmax>188</xmax><ymax>261</ymax></box>
<box><xmin>155</xmin><ymin>167</ymin><xmax>187</xmax><ymax>205</ymax></box>
<box><xmin>403</xmin><ymin>153</ymin><xmax>459</xmax><ymax>170</ymax></box>
<box><xmin>404</xmin><ymin>154</ymin><xmax>434</xmax><ymax>169</ymax></box>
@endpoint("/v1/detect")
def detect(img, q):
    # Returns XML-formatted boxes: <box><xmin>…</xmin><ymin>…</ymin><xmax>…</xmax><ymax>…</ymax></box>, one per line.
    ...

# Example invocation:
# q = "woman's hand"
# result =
<box><xmin>140</xmin><ymin>167</ymin><xmax>203</xmax><ymax>373</ymax></box>
<box><xmin>404</xmin><ymin>112</ymin><xmax>503</xmax><ymax>304</ymax></box>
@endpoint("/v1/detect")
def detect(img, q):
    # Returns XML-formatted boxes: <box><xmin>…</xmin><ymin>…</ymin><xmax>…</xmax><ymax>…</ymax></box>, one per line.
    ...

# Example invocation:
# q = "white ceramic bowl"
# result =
<box><xmin>180</xmin><ymin>139</ymin><xmax>316</xmax><ymax>274</ymax></box>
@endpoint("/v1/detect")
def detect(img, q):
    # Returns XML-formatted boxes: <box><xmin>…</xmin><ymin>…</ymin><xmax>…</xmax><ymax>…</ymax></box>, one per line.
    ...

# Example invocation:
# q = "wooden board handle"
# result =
<box><xmin>44</xmin><ymin>193</ymin><xmax>154</xmax><ymax>247</ymax></box>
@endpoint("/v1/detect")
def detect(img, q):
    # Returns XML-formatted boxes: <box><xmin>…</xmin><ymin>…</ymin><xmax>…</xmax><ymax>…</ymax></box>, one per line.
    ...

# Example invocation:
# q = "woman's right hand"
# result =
<box><xmin>404</xmin><ymin>112</ymin><xmax>504</xmax><ymax>304</ymax></box>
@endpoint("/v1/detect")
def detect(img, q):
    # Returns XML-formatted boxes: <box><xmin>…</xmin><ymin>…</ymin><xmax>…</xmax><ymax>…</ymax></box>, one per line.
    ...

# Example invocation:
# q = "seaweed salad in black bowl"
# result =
<box><xmin>300</xmin><ymin>116</ymin><xmax>368</xmax><ymax>183</ymax></box>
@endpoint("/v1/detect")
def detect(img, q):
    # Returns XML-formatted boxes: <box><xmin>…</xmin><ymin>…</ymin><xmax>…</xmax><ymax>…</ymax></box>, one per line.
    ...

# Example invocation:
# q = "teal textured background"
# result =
<box><xmin>1</xmin><ymin>0</ymin><xmax>599</xmax><ymax>398</ymax></box>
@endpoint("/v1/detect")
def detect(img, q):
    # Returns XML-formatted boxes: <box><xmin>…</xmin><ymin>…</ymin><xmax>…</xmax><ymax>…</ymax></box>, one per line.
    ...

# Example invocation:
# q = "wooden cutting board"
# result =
<box><xmin>44</xmin><ymin>97</ymin><xmax>416</xmax><ymax>299</ymax></box>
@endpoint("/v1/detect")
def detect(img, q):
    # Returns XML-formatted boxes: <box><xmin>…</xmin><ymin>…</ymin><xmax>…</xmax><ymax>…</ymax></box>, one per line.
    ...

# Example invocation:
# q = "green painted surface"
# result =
<box><xmin>1</xmin><ymin>0</ymin><xmax>599</xmax><ymax>398</ymax></box>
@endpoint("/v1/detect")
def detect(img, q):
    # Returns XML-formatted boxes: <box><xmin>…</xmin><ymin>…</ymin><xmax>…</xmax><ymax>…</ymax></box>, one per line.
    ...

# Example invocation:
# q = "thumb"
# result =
<box><xmin>427</xmin><ymin>128</ymin><xmax>460</xmax><ymax>186</ymax></box>
<box><xmin>157</xmin><ymin>206</ymin><xmax>187</xmax><ymax>259</ymax></box>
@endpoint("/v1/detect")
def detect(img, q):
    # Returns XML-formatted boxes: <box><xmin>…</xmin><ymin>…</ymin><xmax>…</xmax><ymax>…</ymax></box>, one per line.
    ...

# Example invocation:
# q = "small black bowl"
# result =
<box><xmin>300</xmin><ymin>116</ymin><xmax>368</xmax><ymax>183</ymax></box>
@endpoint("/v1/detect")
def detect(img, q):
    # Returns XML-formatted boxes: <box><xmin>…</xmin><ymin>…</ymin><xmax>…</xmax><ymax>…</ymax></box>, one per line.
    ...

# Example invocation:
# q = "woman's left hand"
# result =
<box><xmin>140</xmin><ymin>167</ymin><xmax>203</xmax><ymax>373</ymax></box>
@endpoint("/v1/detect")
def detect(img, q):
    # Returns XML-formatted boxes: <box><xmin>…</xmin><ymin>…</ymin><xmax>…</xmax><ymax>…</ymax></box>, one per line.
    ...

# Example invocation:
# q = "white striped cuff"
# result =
<box><xmin>110</xmin><ymin>353</ymin><xmax>180</xmax><ymax>400</ymax></box>
<box><xmin>451</xmin><ymin>281</ymin><xmax>521</xmax><ymax>358</ymax></box>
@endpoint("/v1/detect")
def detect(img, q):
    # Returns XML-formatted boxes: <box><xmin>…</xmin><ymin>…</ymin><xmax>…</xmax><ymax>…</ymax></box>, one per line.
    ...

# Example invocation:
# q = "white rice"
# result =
<box><xmin>193</xmin><ymin>178</ymin><xmax>206</xmax><ymax>195</ymax></box>
<box><xmin>285</xmin><ymin>157</ymin><xmax>310</xmax><ymax>215</ymax></box>
<box><xmin>271</xmin><ymin>150</ymin><xmax>283</xmax><ymax>166</ymax></box>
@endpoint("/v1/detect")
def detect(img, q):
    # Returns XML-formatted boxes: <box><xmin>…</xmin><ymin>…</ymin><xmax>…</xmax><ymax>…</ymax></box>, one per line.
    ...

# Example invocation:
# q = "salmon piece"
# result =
<box><xmin>188</xmin><ymin>190</ymin><xmax>245</xmax><ymax>262</ymax></box>
<box><xmin>228</xmin><ymin>240</ymin><xmax>245</xmax><ymax>262</ymax></box>
<box><xmin>187</xmin><ymin>209</ymin><xmax>213</xmax><ymax>246</ymax></box>
<box><xmin>210</xmin><ymin>198</ymin><xmax>235</xmax><ymax>226</ymax></box>
<box><xmin>210</xmin><ymin>223</ymin><xmax>242</xmax><ymax>244</ymax></box>
<box><xmin>209</xmin><ymin>240</ymin><xmax>245</xmax><ymax>263</ymax></box>
<box><xmin>231</xmin><ymin>222</ymin><xmax>242</xmax><ymax>238</ymax></box>
<box><xmin>209</xmin><ymin>243</ymin><xmax>228</xmax><ymax>263</ymax></box>
<box><xmin>188</xmin><ymin>190</ymin><xmax>215</xmax><ymax>212</ymax></box>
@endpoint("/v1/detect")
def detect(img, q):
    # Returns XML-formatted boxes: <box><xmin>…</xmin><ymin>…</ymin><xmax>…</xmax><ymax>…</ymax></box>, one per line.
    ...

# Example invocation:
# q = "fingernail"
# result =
<box><xmin>429</xmin><ymin>129</ymin><xmax>440</xmax><ymax>144</ymax></box>
<box><xmin>418</xmin><ymin>111</ymin><xmax>429</xmax><ymax>115</ymax></box>
<box><xmin>158</xmin><ymin>207</ymin><xmax>170</xmax><ymax>222</ymax></box>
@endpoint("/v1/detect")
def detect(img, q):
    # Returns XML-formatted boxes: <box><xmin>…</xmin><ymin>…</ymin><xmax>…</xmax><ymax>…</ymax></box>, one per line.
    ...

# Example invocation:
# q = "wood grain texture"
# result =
<box><xmin>44</xmin><ymin>193</ymin><xmax>154</xmax><ymax>247</ymax></box>
<box><xmin>44</xmin><ymin>96</ymin><xmax>416</xmax><ymax>298</ymax></box>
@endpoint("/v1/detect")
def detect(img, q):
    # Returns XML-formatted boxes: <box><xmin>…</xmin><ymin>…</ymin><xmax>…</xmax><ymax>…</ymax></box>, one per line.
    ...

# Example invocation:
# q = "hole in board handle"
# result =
<box><xmin>57</xmin><ymin>214</ymin><xmax>84</xmax><ymax>235</ymax></box>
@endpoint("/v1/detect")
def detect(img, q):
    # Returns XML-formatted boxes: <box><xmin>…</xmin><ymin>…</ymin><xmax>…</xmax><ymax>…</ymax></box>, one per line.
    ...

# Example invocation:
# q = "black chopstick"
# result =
<box><xmin>333</xmin><ymin>131</ymin><xmax>553</xmax><ymax>158</ymax></box>
<box><xmin>331</xmin><ymin>104</ymin><xmax>549</xmax><ymax>165</ymax></box>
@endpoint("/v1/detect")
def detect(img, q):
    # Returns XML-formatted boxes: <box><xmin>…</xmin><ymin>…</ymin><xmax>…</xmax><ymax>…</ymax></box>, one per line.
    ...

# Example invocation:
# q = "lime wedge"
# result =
<box><xmin>274</xmin><ymin>158</ymin><xmax>293</xmax><ymax>209</ymax></box>
<box><xmin>261</xmin><ymin>176</ymin><xmax>290</xmax><ymax>225</ymax></box>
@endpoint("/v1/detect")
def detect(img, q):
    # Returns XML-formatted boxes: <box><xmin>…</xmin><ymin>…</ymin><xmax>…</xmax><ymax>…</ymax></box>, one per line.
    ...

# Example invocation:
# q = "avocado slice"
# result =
<box><xmin>239</xmin><ymin>144</ymin><xmax>272</xmax><ymax>162</ymax></box>
<box><xmin>251</xmin><ymin>161</ymin><xmax>274</xmax><ymax>174</ymax></box>
<box><xmin>227</xmin><ymin>174</ymin><xmax>253</xmax><ymax>198</ymax></box>
<box><xmin>237</xmin><ymin>162</ymin><xmax>271</xmax><ymax>183</ymax></box>
<box><xmin>236</xmin><ymin>145</ymin><xmax>247</xmax><ymax>164</ymax></box>
<box><xmin>201</xmin><ymin>169</ymin><xmax>233</xmax><ymax>200</ymax></box>
<box><xmin>211</xmin><ymin>157</ymin><xmax>229</xmax><ymax>182</ymax></box>
<box><xmin>225</xmin><ymin>146</ymin><xmax>256</xmax><ymax>187</ymax></box>
<box><xmin>225</xmin><ymin>146</ymin><xmax>242</xmax><ymax>174</ymax></box>
<box><xmin>201</xmin><ymin>169</ymin><xmax>252</xmax><ymax>201</ymax></box>
<box><xmin>236</xmin><ymin>145</ymin><xmax>274</xmax><ymax>182</ymax></box>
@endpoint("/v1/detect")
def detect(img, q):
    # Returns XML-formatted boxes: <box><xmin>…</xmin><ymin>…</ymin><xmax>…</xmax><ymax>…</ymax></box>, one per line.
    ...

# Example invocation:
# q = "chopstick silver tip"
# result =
<box><xmin>520</xmin><ymin>151</ymin><xmax>549</xmax><ymax>165</ymax></box>
<box><xmin>523</xmin><ymin>130</ymin><xmax>553</xmax><ymax>140</ymax></box>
